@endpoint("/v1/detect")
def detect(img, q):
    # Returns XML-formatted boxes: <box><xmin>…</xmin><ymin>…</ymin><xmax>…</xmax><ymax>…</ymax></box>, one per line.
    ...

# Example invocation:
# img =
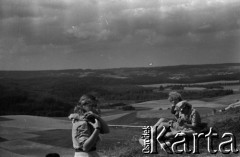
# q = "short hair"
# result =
<box><xmin>78</xmin><ymin>94</ymin><xmax>101</xmax><ymax>115</ymax></box>
<box><xmin>176</xmin><ymin>101</ymin><xmax>191</xmax><ymax>110</ymax></box>
<box><xmin>79</xmin><ymin>94</ymin><xmax>98</xmax><ymax>107</ymax></box>
<box><xmin>168</xmin><ymin>91</ymin><xmax>182</xmax><ymax>102</ymax></box>
<box><xmin>46</xmin><ymin>153</ymin><xmax>60</xmax><ymax>157</ymax></box>
<box><xmin>73</xmin><ymin>105</ymin><xmax>84</xmax><ymax>115</ymax></box>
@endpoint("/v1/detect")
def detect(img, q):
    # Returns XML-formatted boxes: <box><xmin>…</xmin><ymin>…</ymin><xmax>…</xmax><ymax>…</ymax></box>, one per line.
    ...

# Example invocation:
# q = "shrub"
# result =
<box><xmin>110</xmin><ymin>102</ymin><xmax>127</xmax><ymax>107</ymax></box>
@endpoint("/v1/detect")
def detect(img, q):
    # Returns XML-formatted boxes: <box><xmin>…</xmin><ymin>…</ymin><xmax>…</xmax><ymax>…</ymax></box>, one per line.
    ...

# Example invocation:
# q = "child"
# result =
<box><xmin>69</xmin><ymin>94</ymin><xmax>109</xmax><ymax>157</ymax></box>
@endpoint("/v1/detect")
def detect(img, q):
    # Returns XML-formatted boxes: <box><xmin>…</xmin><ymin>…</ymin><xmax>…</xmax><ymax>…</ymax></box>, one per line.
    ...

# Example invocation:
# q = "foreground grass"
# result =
<box><xmin>110</xmin><ymin>108</ymin><xmax>240</xmax><ymax>157</ymax></box>
<box><xmin>26</xmin><ymin>108</ymin><xmax>240</xmax><ymax>157</ymax></box>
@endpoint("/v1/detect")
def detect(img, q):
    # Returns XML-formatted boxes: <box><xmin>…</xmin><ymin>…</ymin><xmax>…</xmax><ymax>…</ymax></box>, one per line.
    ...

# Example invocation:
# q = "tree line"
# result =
<box><xmin>0</xmin><ymin>77</ymin><xmax>234</xmax><ymax>117</ymax></box>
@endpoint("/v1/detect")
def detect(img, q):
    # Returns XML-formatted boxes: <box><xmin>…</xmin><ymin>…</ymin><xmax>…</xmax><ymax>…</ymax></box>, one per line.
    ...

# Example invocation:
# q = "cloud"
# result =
<box><xmin>74</xmin><ymin>0</ymin><xmax>240</xmax><ymax>43</ymax></box>
<box><xmin>1</xmin><ymin>0</ymin><xmax>239</xmax><ymax>45</ymax></box>
<box><xmin>0</xmin><ymin>0</ymin><xmax>239</xmax><ymax>70</ymax></box>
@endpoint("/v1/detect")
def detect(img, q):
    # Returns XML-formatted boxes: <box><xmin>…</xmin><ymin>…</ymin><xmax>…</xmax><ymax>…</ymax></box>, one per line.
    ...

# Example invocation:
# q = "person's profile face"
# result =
<box><xmin>168</xmin><ymin>97</ymin><xmax>174</xmax><ymax>103</ymax></box>
<box><xmin>82</xmin><ymin>104</ymin><xmax>91</xmax><ymax>112</ymax></box>
<box><xmin>169</xmin><ymin>98</ymin><xmax>179</xmax><ymax>105</ymax></box>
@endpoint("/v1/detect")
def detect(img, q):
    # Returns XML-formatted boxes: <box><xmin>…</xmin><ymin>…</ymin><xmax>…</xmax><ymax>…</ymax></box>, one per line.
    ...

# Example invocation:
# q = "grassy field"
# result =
<box><xmin>223</xmin><ymin>85</ymin><xmax>240</xmax><ymax>92</ymax></box>
<box><xmin>1</xmin><ymin>95</ymin><xmax>240</xmax><ymax>157</ymax></box>
<box><xmin>205</xmin><ymin>93</ymin><xmax>240</xmax><ymax>105</ymax></box>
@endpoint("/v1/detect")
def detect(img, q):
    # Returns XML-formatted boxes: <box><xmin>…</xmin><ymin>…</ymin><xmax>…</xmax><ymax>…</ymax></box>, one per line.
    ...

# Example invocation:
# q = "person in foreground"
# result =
<box><xmin>69</xmin><ymin>94</ymin><xmax>110</xmax><ymax>157</ymax></box>
<box><xmin>139</xmin><ymin>91</ymin><xmax>201</xmax><ymax>150</ymax></box>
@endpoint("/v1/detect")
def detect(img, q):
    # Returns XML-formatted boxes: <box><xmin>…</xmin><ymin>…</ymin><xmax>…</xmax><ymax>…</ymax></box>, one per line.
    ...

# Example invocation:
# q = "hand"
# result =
<box><xmin>182</xmin><ymin>123</ymin><xmax>188</xmax><ymax>128</ymax></box>
<box><xmin>68</xmin><ymin>113</ymin><xmax>80</xmax><ymax>120</ymax></box>
<box><xmin>178</xmin><ymin>119</ymin><xmax>184</xmax><ymax>126</ymax></box>
<box><xmin>88</xmin><ymin>119</ymin><xmax>101</xmax><ymax>130</ymax></box>
<box><xmin>165</xmin><ymin>132</ymin><xmax>175</xmax><ymax>138</ymax></box>
<box><xmin>84</xmin><ymin>111</ymin><xmax>100</xmax><ymax>120</ymax></box>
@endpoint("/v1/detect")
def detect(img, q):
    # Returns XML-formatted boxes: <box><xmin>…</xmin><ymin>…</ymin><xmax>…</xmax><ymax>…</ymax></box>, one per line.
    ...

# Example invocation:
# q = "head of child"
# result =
<box><xmin>77</xmin><ymin>94</ymin><xmax>100</xmax><ymax>115</ymax></box>
<box><xmin>177</xmin><ymin>101</ymin><xmax>192</xmax><ymax>115</ymax></box>
<box><xmin>168</xmin><ymin>91</ymin><xmax>183</xmax><ymax>105</ymax></box>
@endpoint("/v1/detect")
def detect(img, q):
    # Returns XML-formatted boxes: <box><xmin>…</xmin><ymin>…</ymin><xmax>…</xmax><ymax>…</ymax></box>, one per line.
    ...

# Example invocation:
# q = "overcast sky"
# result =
<box><xmin>0</xmin><ymin>0</ymin><xmax>239</xmax><ymax>70</ymax></box>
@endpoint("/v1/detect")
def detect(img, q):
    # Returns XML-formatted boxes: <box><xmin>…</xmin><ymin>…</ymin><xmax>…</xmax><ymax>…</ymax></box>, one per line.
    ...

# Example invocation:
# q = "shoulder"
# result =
<box><xmin>176</xmin><ymin>100</ymin><xmax>185</xmax><ymax>106</ymax></box>
<box><xmin>69</xmin><ymin>113</ymin><xmax>81</xmax><ymax>120</ymax></box>
<box><xmin>190</xmin><ymin>109</ymin><xmax>201</xmax><ymax>122</ymax></box>
<box><xmin>191</xmin><ymin>108</ymin><xmax>200</xmax><ymax>115</ymax></box>
<box><xmin>176</xmin><ymin>100</ymin><xmax>188</xmax><ymax>107</ymax></box>
<box><xmin>73</xmin><ymin>120</ymin><xmax>88</xmax><ymax>129</ymax></box>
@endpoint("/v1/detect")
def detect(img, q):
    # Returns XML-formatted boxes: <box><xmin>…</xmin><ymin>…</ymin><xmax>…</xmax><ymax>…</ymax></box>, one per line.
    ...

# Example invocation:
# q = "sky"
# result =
<box><xmin>0</xmin><ymin>0</ymin><xmax>240</xmax><ymax>70</ymax></box>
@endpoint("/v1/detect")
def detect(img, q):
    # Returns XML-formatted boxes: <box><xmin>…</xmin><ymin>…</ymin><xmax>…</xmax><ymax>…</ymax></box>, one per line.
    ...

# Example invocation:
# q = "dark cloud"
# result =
<box><xmin>63</xmin><ymin>0</ymin><xmax>240</xmax><ymax>44</ymax></box>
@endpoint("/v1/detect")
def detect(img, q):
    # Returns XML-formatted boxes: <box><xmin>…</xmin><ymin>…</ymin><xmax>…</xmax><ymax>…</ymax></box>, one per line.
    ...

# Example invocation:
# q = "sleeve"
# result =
<box><xmin>171</xmin><ymin>105</ymin><xmax>176</xmax><ymax>115</ymax></box>
<box><xmin>191</xmin><ymin>110</ymin><xmax>201</xmax><ymax>127</ymax></box>
<box><xmin>72</xmin><ymin>121</ymin><xmax>90</xmax><ymax>149</ymax></box>
<box><xmin>69</xmin><ymin>113</ymin><xmax>80</xmax><ymax>120</ymax></box>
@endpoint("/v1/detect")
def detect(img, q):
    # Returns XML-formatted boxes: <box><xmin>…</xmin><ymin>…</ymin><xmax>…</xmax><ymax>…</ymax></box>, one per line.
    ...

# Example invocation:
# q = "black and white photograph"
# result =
<box><xmin>0</xmin><ymin>0</ymin><xmax>240</xmax><ymax>156</ymax></box>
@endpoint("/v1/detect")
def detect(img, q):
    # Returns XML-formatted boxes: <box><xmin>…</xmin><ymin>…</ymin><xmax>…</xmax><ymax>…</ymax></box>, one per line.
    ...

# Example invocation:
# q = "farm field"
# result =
<box><xmin>184</xmin><ymin>85</ymin><xmax>239</xmax><ymax>92</ymax></box>
<box><xmin>205</xmin><ymin>93</ymin><xmax>240</xmax><ymax>105</ymax></box>
<box><xmin>140</xmin><ymin>80</ymin><xmax>240</xmax><ymax>88</ymax></box>
<box><xmin>0</xmin><ymin>95</ymin><xmax>239</xmax><ymax>157</ymax></box>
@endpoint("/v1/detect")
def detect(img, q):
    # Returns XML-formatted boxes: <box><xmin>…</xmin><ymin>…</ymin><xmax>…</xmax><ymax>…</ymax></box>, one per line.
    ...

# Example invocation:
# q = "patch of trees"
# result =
<box><xmin>100</xmin><ymin>102</ymin><xmax>128</xmax><ymax>109</ymax></box>
<box><xmin>120</xmin><ymin>105</ymin><xmax>135</xmax><ymax>111</ymax></box>
<box><xmin>0</xmin><ymin>77</ymin><xmax>234</xmax><ymax>117</ymax></box>
<box><xmin>170</xmin><ymin>85</ymin><xmax>184</xmax><ymax>90</ymax></box>
<box><xmin>0</xmin><ymin>87</ymin><xmax>74</xmax><ymax>116</ymax></box>
<box><xmin>100</xmin><ymin>102</ymin><xmax>135</xmax><ymax>110</ymax></box>
<box><xmin>160</xmin><ymin>84</ymin><xmax>229</xmax><ymax>91</ymax></box>
<box><xmin>180</xmin><ymin>89</ymin><xmax>233</xmax><ymax>100</ymax></box>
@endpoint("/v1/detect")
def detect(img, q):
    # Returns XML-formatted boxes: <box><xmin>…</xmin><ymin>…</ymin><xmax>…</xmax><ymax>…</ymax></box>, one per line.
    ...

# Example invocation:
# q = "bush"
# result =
<box><xmin>100</xmin><ymin>102</ymin><xmax>128</xmax><ymax>109</ymax></box>
<box><xmin>110</xmin><ymin>102</ymin><xmax>127</xmax><ymax>107</ymax></box>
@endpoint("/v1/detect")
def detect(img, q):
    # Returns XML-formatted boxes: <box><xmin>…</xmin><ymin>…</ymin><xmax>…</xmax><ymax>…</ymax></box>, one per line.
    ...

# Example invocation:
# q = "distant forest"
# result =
<box><xmin>0</xmin><ymin>63</ymin><xmax>239</xmax><ymax>116</ymax></box>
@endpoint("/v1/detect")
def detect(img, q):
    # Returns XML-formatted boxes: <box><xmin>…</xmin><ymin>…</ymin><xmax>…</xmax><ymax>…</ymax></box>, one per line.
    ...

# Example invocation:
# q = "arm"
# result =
<box><xmin>183</xmin><ymin>123</ymin><xmax>195</xmax><ymax>129</ymax></box>
<box><xmin>152</xmin><ymin>118</ymin><xmax>168</xmax><ymax>135</ymax></box>
<box><xmin>82</xmin><ymin>119</ymin><xmax>101</xmax><ymax>152</ymax></box>
<box><xmin>171</xmin><ymin>105</ymin><xmax>181</xmax><ymax>121</ymax></box>
<box><xmin>97</xmin><ymin>117</ymin><xmax>110</xmax><ymax>134</ymax></box>
<box><xmin>182</xmin><ymin>110</ymin><xmax>201</xmax><ymax>129</ymax></box>
<box><xmin>171</xmin><ymin>105</ymin><xmax>176</xmax><ymax>115</ymax></box>
<box><xmin>165</xmin><ymin>127</ymin><xmax>180</xmax><ymax>138</ymax></box>
<box><xmin>69</xmin><ymin>113</ymin><xmax>81</xmax><ymax>123</ymax></box>
<box><xmin>84</xmin><ymin>112</ymin><xmax>110</xmax><ymax>134</ymax></box>
<box><xmin>179</xmin><ymin>129</ymin><xmax>195</xmax><ymax>137</ymax></box>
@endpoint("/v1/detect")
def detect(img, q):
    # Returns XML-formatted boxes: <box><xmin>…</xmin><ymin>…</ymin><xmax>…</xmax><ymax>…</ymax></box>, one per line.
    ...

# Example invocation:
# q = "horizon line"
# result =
<box><xmin>0</xmin><ymin>62</ymin><xmax>239</xmax><ymax>72</ymax></box>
